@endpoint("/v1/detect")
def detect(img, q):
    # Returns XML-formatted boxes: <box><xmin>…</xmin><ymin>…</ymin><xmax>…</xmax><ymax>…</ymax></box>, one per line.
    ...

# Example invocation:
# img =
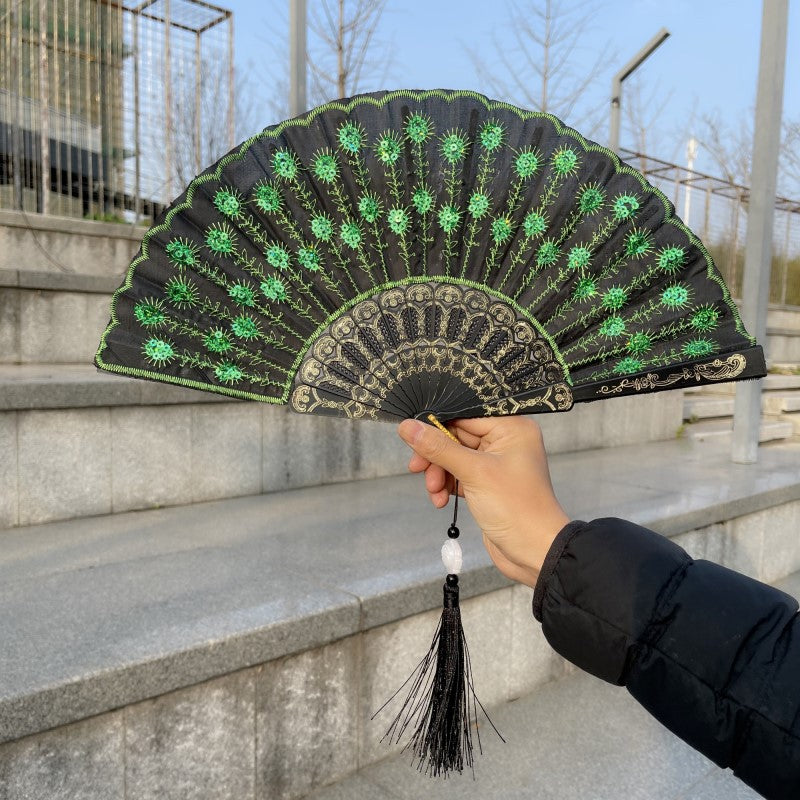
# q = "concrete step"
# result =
<box><xmin>683</xmin><ymin>395</ymin><xmax>735</xmax><ymax>421</ymax></box>
<box><xmin>685</xmin><ymin>417</ymin><xmax>794</xmax><ymax>444</ymax></box>
<box><xmin>778</xmin><ymin>412</ymin><xmax>800</xmax><ymax>436</ymax></box>
<box><xmin>0</xmin><ymin>269</ymin><xmax>118</xmax><ymax>365</ymax></box>
<box><xmin>1</xmin><ymin>439</ymin><xmax>798</xmax><ymax>799</ymax></box>
<box><xmin>763</xmin><ymin>393</ymin><xmax>800</xmax><ymax>413</ymax></box>
<box><xmin>0</xmin><ymin>364</ymin><xmax>683</xmax><ymax>529</ymax></box>
<box><xmin>700</xmin><ymin>373</ymin><xmax>800</xmax><ymax>395</ymax></box>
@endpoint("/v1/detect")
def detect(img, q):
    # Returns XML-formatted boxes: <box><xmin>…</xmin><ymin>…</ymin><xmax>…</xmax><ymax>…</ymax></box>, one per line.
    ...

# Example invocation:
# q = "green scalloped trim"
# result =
<box><xmin>95</xmin><ymin>88</ymin><xmax>754</xmax><ymax>398</ymax></box>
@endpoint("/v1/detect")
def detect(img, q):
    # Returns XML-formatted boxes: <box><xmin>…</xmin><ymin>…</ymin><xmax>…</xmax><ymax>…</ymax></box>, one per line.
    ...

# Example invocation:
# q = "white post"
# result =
<box><xmin>683</xmin><ymin>137</ymin><xmax>698</xmax><ymax>225</ymax></box>
<box><xmin>289</xmin><ymin>0</ymin><xmax>307</xmax><ymax>117</ymax></box>
<box><xmin>731</xmin><ymin>0</ymin><xmax>789</xmax><ymax>464</ymax></box>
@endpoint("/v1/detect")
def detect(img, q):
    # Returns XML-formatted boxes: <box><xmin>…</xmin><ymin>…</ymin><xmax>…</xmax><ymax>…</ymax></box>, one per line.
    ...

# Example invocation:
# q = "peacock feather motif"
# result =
<box><xmin>96</xmin><ymin>89</ymin><xmax>765</xmax><ymax>421</ymax></box>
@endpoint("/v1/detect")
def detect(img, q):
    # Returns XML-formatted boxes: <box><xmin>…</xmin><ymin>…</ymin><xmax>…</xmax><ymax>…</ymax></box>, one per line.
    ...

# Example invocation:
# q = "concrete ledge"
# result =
<box><xmin>0</xmin><ymin>268</ymin><xmax>120</xmax><ymax>294</ymax></box>
<box><xmin>1</xmin><ymin>437</ymin><xmax>799</xmax><ymax>752</ymax></box>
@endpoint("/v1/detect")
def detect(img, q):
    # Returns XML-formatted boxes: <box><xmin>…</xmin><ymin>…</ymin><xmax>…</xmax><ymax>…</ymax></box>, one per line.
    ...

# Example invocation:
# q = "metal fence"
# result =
<box><xmin>621</xmin><ymin>149</ymin><xmax>800</xmax><ymax>308</ymax></box>
<box><xmin>0</xmin><ymin>0</ymin><xmax>233</xmax><ymax>223</ymax></box>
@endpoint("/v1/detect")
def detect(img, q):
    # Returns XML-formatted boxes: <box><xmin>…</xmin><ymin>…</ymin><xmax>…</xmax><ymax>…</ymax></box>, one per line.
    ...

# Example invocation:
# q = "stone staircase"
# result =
<box><xmin>682</xmin><ymin>369</ymin><xmax>800</xmax><ymax>444</ymax></box>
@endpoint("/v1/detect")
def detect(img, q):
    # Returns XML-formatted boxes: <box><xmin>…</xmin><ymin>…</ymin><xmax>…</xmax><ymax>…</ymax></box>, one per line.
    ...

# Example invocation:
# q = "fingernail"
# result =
<box><xmin>398</xmin><ymin>419</ymin><xmax>424</xmax><ymax>444</ymax></box>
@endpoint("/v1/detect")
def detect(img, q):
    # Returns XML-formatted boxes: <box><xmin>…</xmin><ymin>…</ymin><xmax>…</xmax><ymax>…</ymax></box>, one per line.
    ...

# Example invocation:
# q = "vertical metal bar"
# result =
<box><xmin>703</xmin><ymin>186</ymin><xmax>711</xmax><ymax>242</ymax></box>
<box><xmin>289</xmin><ymin>0</ymin><xmax>307</xmax><ymax>117</ymax></box>
<box><xmin>164</xmin><ymin>0</ymin><xmax>172</xmax><ymax>200</ymax></box>
<box><xmin>729</xmin><ymin>196</ymin><xmax>741</xmax><ymax>294</ymax></box>
<box><xmin>84</xmin><ymin>0</ymin><xmax>94</xmax><ymax>216</ymax></box>
<box><xmin>9</xmin><ymin>0</ymin><xmax>23</xmax><ymax>209</ymax></box>
<box><xmin>227</xmin><ymin>11</ymin><xmax>234</xmax><ymax>147</ymax></box>
<box><xmin>97</xmin><ymin>0</ymin><xmax>107</xmax><ymax>213</ymax></box>
<box><xmin>780</xmin><ymin>211</ymin><xmax>790</xmax><ymax>306</ymax></box>
<box><xmin>53</xmin><ymin>0</ymin><xmax>62</xmax><ymax>213</ymax></box>
<box><xmin>732</xmin><ymin>0</ymin><xmax>789</xmax><ymax>464</ymax></box>
<box><xmin>195</xmin><ymin>30</ymin><xmax>201</xmax><ymax>174</ymax></box>
<box><xmin>133</xmin><ymin>6</ymin><xmax>141</xmax><ymax>221</ymax></box>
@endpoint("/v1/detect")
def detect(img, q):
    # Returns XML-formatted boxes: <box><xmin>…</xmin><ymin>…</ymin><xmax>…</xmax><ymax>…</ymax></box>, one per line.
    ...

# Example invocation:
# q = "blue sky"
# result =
<box><xmin>228</xmin><ymin>0</ymin><xmax>798</xmax><ymax>178</ymax></box>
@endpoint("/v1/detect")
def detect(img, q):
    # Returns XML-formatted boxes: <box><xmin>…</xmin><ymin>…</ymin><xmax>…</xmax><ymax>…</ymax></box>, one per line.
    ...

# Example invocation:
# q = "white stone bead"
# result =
<box><xmin>441</xmin><ymin>538</ymin><xmax>463</xmax><ymax>575</ymax></box>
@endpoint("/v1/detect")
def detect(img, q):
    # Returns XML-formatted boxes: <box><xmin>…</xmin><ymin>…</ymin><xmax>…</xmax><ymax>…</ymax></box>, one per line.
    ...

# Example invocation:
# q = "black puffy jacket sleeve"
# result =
<box><xmin>532</xmin><ymin>518</ymin><xmax>800</xmax><ymax>800</ymax></box>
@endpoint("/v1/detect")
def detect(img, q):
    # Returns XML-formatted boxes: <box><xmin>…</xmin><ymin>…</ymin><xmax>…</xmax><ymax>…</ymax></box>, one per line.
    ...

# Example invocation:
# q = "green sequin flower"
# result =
<box><xmin>479</xmin><ymin>121</ymin><xmax>504</xmax><ymax>151</ymax></box>
<box><xmin>272</xmin><ymin>149</ymin><xmax>299</xmax><ymax>180</ymax></box>
<box><xmin>440</xmin><ymin>131</ymin><xmax>468</xmax><ymax>164</ymax></box>
<box><xmin>265</xmin><ymin>243</ymin><xmax>291</xmax><ymax>271</ymax></box>
<box><xmin>536</xmin><ymin>240</ymin><xmax>560</xmax><ymax>267</ymax></box>
<box><xmin>690</xmin><ymin>305</ymin><xmax>720</xmax><ymax>332</ymax></box>
<box><xmin>412</xmin><ymin>188</ymin><xmax>433</xmax><ymax>214</ymax></box>
<box><xmin>578</xmin><ymin>184</ymin><xmax>605</xmax><ymax>214</ymax></box>
<box><xmin>492</xmin><ymin>217</ymin><xmax>513</xmax><ymax>244</ymax></box>
<box><xmin>524</xmin><ymin>211</ymin><xmax>547</xmax><ymax>239</ymax></box>
<box><xmin>204</xmin><ymin>328</ymin><xmax>232</xmax><ymax>353</ymax></box>
<box><xmin>375</xmin><ymin>132</ymin><xmax>402</xmax><ymax>164</ymax></box>
<box><xmin>552</xmin><ymin>146</ymin><xmax>579</xmax><ymax>175</ymax></box>
<box><xmin>261</xmin><ymin>276</ymin><xmax>287</xmax><ymax>301</ymax></box>
<box><xmin>657</xmin><ymin>246</ymin><xmax>686</xmax><ymax>274</ymax></box>
<box><xmin>514</xmin><ymin>148</ymin><xmax>541</xmax><ymax>179</ymax></box>
<box><xmin>405</xmin><ymin>113</ymin><xmax>434</xmax><ymax>143</ymax></box>
<box><xmin>337</xmin><ymin>122</ymin><xmax>364</xmax><ymax>153</ymax></box>
<box><xmin>231</xmin><ymin>315</ymin><xmax>260</xmax><ymax>340</ymax></box>
<box><xmin>359</xmin><ymin>193</ymin><xmax>382</xmax><ymax>223</ymax></box>
<box><xmin>310</xmin><ymin>214</ymin><xmax>334</xmax><ymax>241</ymax></box>
<box><xmin>165</xmin><ymin>276</ymin><xmax>199</xmax><ymax>308</ymax></box>
<box><xmin>297</xmin><ymin>246</ymin><xmax>322</xmax><ymax>272</ymax></box>
<box><xmin>660</xmin><ymin>284</ymin><xmax>690</xmax><ymax>310</ymax></box>
<box><xmin>213</xmin><ymin>188</ymin><xmax>242</xmax><ymax>218</ymax></box>
<box><xmin>438</xmin><ymin>205</ymin><xmax>461</xmax><ymax>233</ymax></box>
<box><xmin>599</xmin><ymin>316</ymin><xmax>626</xmax><ymax>338</ymax></box>
<box><xmin>165</xmin><ymin>238</ymin><xmax>198</xmax><ymax>267</ymax></box>
<box><xmin>468</xmin><ymin>192</ymin><xmax>490</xmax><ymax>219</ymax></box>
<box><xmin>682</xmin><ymin>338</ymin><xmax>717</xmax><ymax>358</ymax></box>
<box><xmin>134</xmin><ymin>299</ymin><xmax>166</xmax><ymax>328</ymax></box>
<box><xmin>253</xmin><ymin>182</ymin><xmax>282</xmax><ymax>214</ymax></box>
<box><xmin>340</xmin><ymin>221</ymin><xmax>363</xmax><ymax>249</ymax></box>
<box><xmin>215</xmin><ymin>362</ymin><xmax>243</xmax><ymax>384</ymax></box>
<box><xmin>387</xmin><ymin>208</ymin><xmax>411</xmax><ymax>235</ymax></box>
<box><xmin>602</xmin><ymin>286</ymin><xmax>628</xmax><ymax>311</ymax></box>
<box><xmin>228</xmin><ymin>282</ymin><xmax>256</xmax><ymax>307</ymax></box>
<box><xmin>143</xmin><ymin>337</ymin><xmax>175</xmax><ymax>366</ymax></box>
<box><xmin>312</xmin><ymin>151</ymin><xmax>339</xmax><ymax>183</ymax></box>
<box><xmin>627</xmin><ymin>331</ymin><xmax>652</xmax><ymax>355</ymax></box>
<box><xmin>614</xmin><ymin>356</ymin><xmax>643</xmax><ymax>375</ymax></box>
<box><xmin>205</xmin><ymin>224</ymin><xmax>235</xmax><ymax>255</ymax></box>
<box><xmin>613</xmin><ymin>194</ymin><xmax>639</xmax><ymax>220</ymax></box>
<box><xmin>567</xmin><ymin>245</ymin><xmax>591</xmax><ymax>271</ymax></box>
<box><xmin>625</xmin><ymin>229</ymin><xmax>653</xmax><ymax>258</ymax></box>
<box><xmin>573</xmin><ymin>277</ymin><xmax>597</xmax><ymax>300</ymax></box>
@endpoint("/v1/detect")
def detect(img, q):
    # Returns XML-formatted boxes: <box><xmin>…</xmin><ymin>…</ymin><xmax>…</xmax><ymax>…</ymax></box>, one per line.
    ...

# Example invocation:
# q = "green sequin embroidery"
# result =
<box><xmin>205</xmin><ymin>224</ymin><xmax>235</xmax><ymax>254</ymax></box>
<box><xmin>690</xmin><ymin>305</ymin><xmax>720</xmax><ymax>332</ymax></box>
<box><xmin>492</xmin><ymin>217</ymin><xmax>513</xmax><ymax>244</ymax></box>
<box><xmin>134</xmin><ymin>299</ymin><xmax>166</xmax><ymax>327</ymax></box>
<box><xmin>261</xmin><ymin>276</ymin><xmax>287</xmax><ymax>301</ymax></box>
<box><xmin>613</xmin><ymin>194</ymin><xmax>639</xmax><ymax>220</ymax></box>
<box><xmin>552</xmin><ymin>146</ymin><xmax>579</xmax><ymax>175</ymax></box>
<box><xmin>165</xmin><ymin>277</ymin><xmax>199</xmax><ymax>308</ymax></box>
<box><xmin>536</xmin><ymin>240</ymin><xmax>559</xmax><ymax>267</ymax></box>
<box><xmin>599</xmin><ymin>316</ymin><xmax>626</xmax><ymax>338</ymax></box>
<box><xmin>297</xmin><ymin>246</ymin><xmax>322</xmax><ymax>272</ymax></box>
<box><xmin>468</xmin><ymin>192</ymin><xmax>491</xmax><ymax>219</ymax></box>
<box><xmin>578</xmin><ymin>185</ymin><xmax>605</xmax><ymax>214</ymax></box>
<box><xmin>143</xmin><ymin>337</ymin><xmax>175</xmax><ymax>365</ymax></box>
<box><xmin>231</xmin><ymin>315</ymin><xmax>260</xmax><ymax>340</ymax></box>
<box><xmin>165</xmin><ymin>238</ymin><xmax>198</xmax><ymax>267</ymax></box>
<box><xmin>567</xmin><ymin>245</ymin><xmax>591</xmax><ymax>271</ymax></box>
<box><xmin>657</xmin><ymin>246</ymin><xmax>686</xmax><ymax>274</ymax></box>
<box><xmin>625</xmin><ymin>229</ymin><xmax>653</xmax><ymax>258</ymax></box>
<box><xmin>615</xmin><ymin>356</ymin><xmax>643</xmax><ymax>374</ymax></box>
<box><xmin>375</xmin><ymin>132</ymin><xmax>402</xmax><ymax>164</ymax></box>
<box><xmin>311</xmin><ymin>214</ymin><xmax>334</xmax><ymax>241</ymax></box>
<box><xmin>440</xmin><ymin>132</ymin><xmax>468</xmax><ymax>164</ymax></box>
<box><xmin>213</xmin><ymin>189</ymin><xmax>242</xmax><ymax>218</ymax></box>
<box><xmin>573</xmin><ymin>277</ymin><xmax>597</xmax><ymax>300</ymax></box>
<box><xmin>602</xmin><ymin>286</ymin><xmax>628</xmax><ymax>311</ymax></box>
<box><xmin>337</xmin><ymin>122</ymin><xmax>364</xmax><ymax>153</ymax></box>
<box><xmin>228</xmin><ymin>282</ymin><xmax>256</xmax><ymax>307</ymax></box>
<box><xmin>660</xmin><ymin>284</ymin><xmax>690</xmax><ymax>310</ymax></box>
<box><xmin>412</xmin><ymin>188</ymin><xmax>433</xmax><ymax>214</ymax></box>
<box><xmin>438</xmin><ymin>205</ymin><xmax>461</xmax><ymax>232</ymax></box>
<box><xmin>272</xmin><ymin>149</ymin><xmax>299</xmax><ymax>180</ymax></box>
<box><xmin>341</xmin><ymin>221</ymin><xmax>363</xmax><ymax>249</ymax></box>
<box><xmin>204</xmin><ymin>328</ymin><xmax>232</xmax><ymax>353</ymax></box>
<box><xmin>405</xmin><ymin>113</ymin><xmax>433</xmax><ymax>143</ymax></box>
<box><xmin>359</xmin><ymin>193</ymin><xmax>382</xmax><ymax>223</ymax></box>
<box><xmin>524</xmin><ymin>211</ymin><xmax>547</xmax><ymax>238</ymax></box>
<box><xmin>312</xmin><ymin>151</ymin><xmax>339</xmax><ymax>183</ymax></box>
<box><xmin>266</xmin><ymin>243</ymin><xmax>291</xmax><ymax>271</ymax></box>
<box><xmin>388</xmin><ymin>208</ymin><xmax>411</xmax><ymax>235</ymax></box>
<box><xmin>514</xmin><ymin>148</ymin><xmax>541</xmax><ymax>179</ymax></box>
<box><xmin>627</xmin><ymin>331</ymin><xmax>652</xmax><ymax>355</ymax></box>
<box><xmin>253</xmin><ymin>182</ymin><xmax>282</xmax><ymax>213</ymax></box>
<box><xmin>682</xmin><ymin>338</ymin><xmax>717</xmax><ymax>358</ymax></box>
<box><xmin>479</xmin><ymin>121</ymin><xmax>504</xmax><ymax>152</ymax></box>
<box><xmin>215</xmin><ymin>361</ymin><xmax>243</xmax><ymax>384</ymax></box>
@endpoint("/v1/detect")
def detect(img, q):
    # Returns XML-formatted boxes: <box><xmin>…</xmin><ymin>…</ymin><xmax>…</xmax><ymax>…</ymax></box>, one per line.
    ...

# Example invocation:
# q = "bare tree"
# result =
<box><xmin>469</xmin><ymin>0</ymin><xmax>608</xmax><ymax>131</ymax></box>
<box><xmin>621</xmin><ymin>74</ymin><xmax>677</xmax><ymax>169</ymax></box>
<box><xmin>307</xmin><ymin>0</ymin><xmax>391</xmax><ymax>104</ymax></box>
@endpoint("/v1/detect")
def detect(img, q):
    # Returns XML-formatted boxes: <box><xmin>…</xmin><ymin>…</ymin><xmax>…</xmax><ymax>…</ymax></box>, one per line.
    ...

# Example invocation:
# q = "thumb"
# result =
<box><xmin>398</xmin><ymin>419</ymin><xmax>482</xmax><ymax>482</ymax></box>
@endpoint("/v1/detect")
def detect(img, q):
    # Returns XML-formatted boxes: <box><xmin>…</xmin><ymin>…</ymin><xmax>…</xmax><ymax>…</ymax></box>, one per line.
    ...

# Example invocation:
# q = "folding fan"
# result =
<box><xmin>95</xmin><ymin>89</ymin><xmax>765</xmax><ymax>776</ymax></box>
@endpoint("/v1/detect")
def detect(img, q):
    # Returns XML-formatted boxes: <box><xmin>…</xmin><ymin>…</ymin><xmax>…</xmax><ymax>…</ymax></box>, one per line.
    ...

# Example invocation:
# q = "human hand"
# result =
<box><xmin>398</xmin><ymin>416</ymin><xmax>569</xmax><ymax>588</ymax></box>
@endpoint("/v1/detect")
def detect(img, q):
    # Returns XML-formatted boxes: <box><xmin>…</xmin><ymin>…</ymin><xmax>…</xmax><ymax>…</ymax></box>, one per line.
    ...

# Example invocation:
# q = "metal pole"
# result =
<box><xmin>227</xmin><ymin>11</ymin><xmax>235</xmax><ymax>147</ymax></box>
<box><xmin>133</xmin><ymin>9</ymin><xmax>141</xmax><ymax>222</ymax></box>
<box><xmin>164</xmin><ymin>0</ymin><xmax>173</xmax><ymax>200</ymax></box>
<box><xmin>9</xmin><ymin>1</ymin><xmax>23</xmax><ymax>210</ymax></box>
<box><xmin>683</xmin><ymin>137</ymin><xmax>698</xmax><ymax>224</ymax></box>
<box><xmin>731</xmin><ymin>0</ymin><xmax>788</xmax><ymax>464</ymax></box>
<box><xmin>195</xmin><ymin>31</ymin><xmax>202</xmax><ymax>173</ymax></box>
<box><xmin>39</xmin><ymin>0</ymin><xmax>50</xmax><ymax>214</ymax></box>
<box><xmin>609</xmin><ymin>28</ymin><xmax>670</xmax><ymax>154</ymax></box>
<box><xmin>289</xmin><ymin>0</ymin><xmax>307</xmax><ymax>117</ymax></box>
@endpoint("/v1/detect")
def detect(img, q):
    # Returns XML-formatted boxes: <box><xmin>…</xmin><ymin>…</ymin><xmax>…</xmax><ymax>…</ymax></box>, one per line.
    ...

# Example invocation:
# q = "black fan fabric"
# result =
<box><xmin>96</xmin><ymin>90</ymin><xmax>765</xmax><ymax>421</ymax></box>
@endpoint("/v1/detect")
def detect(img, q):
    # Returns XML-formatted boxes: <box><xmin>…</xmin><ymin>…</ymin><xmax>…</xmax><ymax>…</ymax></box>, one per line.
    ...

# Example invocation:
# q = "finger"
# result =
<box><xmin>452</xmin><ymin>426</ymin><xmax>482</xmax><ymax>450</ymax></box>
<box><xmin>408</xmin><ymin>453</ymin><xmax>430</xmax><ymax>473</ymax></box>
<box><xmin>397</xmin><ymin>420</ymin><xmax>483</xmax><ymax>482</ymax></box>
<box><xmin>430</xmin><ymin>487</ymin><xmax>451</xmax><ymax>508</ymax></box>
<box><xmin>424</xmin><ymin>463</ymin><xmax>449</xmax><ymax>494</ymax></box>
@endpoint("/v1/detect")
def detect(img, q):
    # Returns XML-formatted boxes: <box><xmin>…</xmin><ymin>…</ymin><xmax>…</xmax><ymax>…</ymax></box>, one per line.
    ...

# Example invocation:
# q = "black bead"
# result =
<box><xmin>447</xmin><ymin>524</ymin><xmax>460</xmax><ymax>539</ymax></box>
<box><xmin>446</xmin><ymin>573</ymin><xmax>459</xmax><ymax>587</ymax></box>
